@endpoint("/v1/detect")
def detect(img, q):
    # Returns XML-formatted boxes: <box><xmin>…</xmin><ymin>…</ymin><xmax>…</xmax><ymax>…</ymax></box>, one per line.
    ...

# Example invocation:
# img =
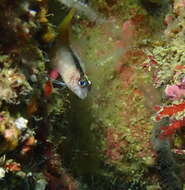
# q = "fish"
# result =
<box><xmin>48</xmin><ymin>7</ymin><xmax>91</xmax><ymax>99</ymax></box>
<box><xmin>51</xmin><ymin>45</ymin><xmax>91</xmax><ymax>99</ymax></box>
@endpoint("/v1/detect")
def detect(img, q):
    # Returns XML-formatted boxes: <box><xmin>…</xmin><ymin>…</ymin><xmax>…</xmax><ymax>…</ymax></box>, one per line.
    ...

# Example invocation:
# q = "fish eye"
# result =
<box><xmin>79</xmin><ymin>80</ymin><xmax>88</xmax><ymax>87</ymax></box>
<box><xmin>79</xmin><ymin>78</ymin><xmax>92</xmax><ymax>89</ymax></box>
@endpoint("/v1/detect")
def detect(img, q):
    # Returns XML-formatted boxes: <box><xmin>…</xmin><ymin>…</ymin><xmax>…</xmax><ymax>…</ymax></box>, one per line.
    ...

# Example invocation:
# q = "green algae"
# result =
<box><xmin>64</xmin><ymin>8</ymin><xmax>157</xmax><ymax>186</ymax></box>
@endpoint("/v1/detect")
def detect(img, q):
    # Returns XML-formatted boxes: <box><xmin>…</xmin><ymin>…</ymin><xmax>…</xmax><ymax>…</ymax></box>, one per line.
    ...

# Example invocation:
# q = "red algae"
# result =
<box><xmin>105</xmin><ymin>128</ymin><xmax>124</xmax><ymax>161</ymax></box>
<box><xmin>157</xmin><ymin>102</ymin><xmax>185</xmax><ymax>120</ymax></box>
<box><xmin>159</xmin><ymin>118</ymin><xmax>185</xmax><ymax>139</ymax></box>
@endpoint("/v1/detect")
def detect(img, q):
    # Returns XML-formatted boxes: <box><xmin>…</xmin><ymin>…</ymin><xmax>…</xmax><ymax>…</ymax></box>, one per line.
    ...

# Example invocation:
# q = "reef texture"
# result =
<box><xmin>0</xmin><ymin>0</ymin><xmax>184</xmax><ymax>190</ymax></box>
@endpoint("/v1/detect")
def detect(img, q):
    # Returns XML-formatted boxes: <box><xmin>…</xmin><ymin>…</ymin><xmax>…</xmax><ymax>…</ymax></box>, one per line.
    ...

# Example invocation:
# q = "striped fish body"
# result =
<box><xmin>52</xmin><ymin>46</ymin><xmax>91</xmax><ymax>99</ymax></box>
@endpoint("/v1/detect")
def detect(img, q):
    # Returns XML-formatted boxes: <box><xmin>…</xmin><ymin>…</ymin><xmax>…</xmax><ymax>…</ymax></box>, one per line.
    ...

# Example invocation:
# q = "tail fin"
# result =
<box><xmin>57</xmin><ymin>8</ymin><xmax>76</xmax><ymax>44</ymax></box>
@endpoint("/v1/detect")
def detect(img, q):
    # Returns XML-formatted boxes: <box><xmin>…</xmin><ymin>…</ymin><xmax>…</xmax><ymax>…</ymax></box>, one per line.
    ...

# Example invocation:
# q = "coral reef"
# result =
<box><xmin>0</xmin><ymin>0</ymin><xmax>69</xmax><ymax>189</ymax></box>
<box><xmin>142</xmin><ymin>0</ymin><xmax>185</xmax><ymax>189</ymax></box>
<box><xmin>0</xmin><ymin>112</ymin><xmax>23</xmax><ymax>153</ymax></box>
<box><xmin>1</xmin><ymin>0</ymin><xmax>184</xmax><ymax>190</ymax></box>
<box><xmin>0</xmin><ymin>67</ymin><xmax>32</xmax><ymax>105</ymax></box>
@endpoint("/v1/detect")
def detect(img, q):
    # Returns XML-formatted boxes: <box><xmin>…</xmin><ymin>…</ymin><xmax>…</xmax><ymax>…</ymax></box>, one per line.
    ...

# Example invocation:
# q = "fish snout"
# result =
<box><xmin>73</xmin><ymin>86</ymin><xmax>89</xmax><ymax>99</ymax></box>
<box><xmin>72</xmin><ymin>79</ymin><xmax>92</xmax><ymax>99</ymax></box>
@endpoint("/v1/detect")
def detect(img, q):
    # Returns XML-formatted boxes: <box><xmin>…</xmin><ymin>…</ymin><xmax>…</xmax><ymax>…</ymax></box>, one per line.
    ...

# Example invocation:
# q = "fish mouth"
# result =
<box><xmin>66</xmin><ymin>78</ymin><xmax>91</xmax><ymax>99</ymax></box>
<box><xmin>65</xmin><ymin>82</ymin><xmax>89</xmax><ymax>99</ymax></box>
<box><xmin>73</xmin><ymin>87</ymin><xmax>89</xmax><ymax>99</ymax></box>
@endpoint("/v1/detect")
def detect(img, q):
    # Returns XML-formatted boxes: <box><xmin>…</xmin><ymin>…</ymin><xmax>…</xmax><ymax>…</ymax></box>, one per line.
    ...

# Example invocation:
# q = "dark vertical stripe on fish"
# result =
<box><xmin>68</xmin><ymin>46</ymin><xmax>85</xmax><ymax>77</ymax></box>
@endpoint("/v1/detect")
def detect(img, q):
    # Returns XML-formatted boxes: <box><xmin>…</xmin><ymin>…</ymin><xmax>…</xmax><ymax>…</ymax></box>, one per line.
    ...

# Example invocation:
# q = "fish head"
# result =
<box><xmin>71</xmin><ymin>76</ymin><xmax>91</xmax><ymax>99</ymax></box>
<box><xmin>54</xmin><ymin>46</ymin><xmax>92</xmax><ymax>99</ymax></box>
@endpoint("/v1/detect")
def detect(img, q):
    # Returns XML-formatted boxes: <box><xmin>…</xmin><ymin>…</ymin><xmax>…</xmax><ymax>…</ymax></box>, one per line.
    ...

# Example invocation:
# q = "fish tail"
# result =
<box><xmin>58</xmin><ymin>8</ymin><xmax>76</xmax><ymax>43</ymax></box>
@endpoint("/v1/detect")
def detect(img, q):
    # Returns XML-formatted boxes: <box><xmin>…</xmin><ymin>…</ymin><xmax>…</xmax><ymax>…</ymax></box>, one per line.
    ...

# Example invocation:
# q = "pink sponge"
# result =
<box><xmin>165</xmin><ymin>85</ymin><xmax>185</xmax><ymax>100</ymax></box>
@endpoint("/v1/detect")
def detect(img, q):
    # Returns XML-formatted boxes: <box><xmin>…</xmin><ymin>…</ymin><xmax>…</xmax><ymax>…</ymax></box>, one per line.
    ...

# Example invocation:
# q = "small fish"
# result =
<box><xmin>45</xmin><ymin>8</ymin><xmax>91</xmax><ymax>99</ymax></box>
<box><xmin>51</xmin><ymin>45</ymin><xmax>91</xmax><ymax>99</ymax></box>
<box><xmin>49</xmin><ymin>8</ymin><xmax>91</xmax><ymax>99</ymax></box>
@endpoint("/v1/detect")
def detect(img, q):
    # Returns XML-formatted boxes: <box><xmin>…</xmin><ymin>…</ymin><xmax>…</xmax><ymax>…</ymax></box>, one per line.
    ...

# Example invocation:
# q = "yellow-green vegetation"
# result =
<box><xmin>69</xmin><ymin>11</ymin><xmax>159</xmax><ymax>187</ymax></box>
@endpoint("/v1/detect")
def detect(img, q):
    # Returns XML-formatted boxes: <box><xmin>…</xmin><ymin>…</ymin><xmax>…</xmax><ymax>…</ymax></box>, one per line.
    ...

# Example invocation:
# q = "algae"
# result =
<box><xmin>0</xmin><ymin>0</ymin><xmax>184</xmax><ymax>190</ymax></box>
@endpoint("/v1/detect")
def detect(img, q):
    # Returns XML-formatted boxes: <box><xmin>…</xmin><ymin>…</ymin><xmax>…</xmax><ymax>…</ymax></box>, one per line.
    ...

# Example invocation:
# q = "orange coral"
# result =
<box><xmin>21</xmin><ymin>136</ymin><xmax>37</xmax><ymax>155</ymax></box>
<box><xmin>4</xmin><ymin>162</ymin><xmax>21</xmax><ymax>172</ymax></box>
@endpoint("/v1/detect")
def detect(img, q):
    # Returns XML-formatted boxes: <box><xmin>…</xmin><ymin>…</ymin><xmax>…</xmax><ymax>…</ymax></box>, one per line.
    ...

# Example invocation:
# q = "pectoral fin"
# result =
<box><xmin>51</xmin><ymin>79</ymin><xmax>67</xmax><ymax>88</ymax></box>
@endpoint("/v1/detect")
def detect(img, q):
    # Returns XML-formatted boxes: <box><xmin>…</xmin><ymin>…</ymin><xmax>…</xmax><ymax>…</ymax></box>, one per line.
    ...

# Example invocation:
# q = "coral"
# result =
<box><xmin>0</xmin><ymin>67</ymin><xmax>32</xmax><ymax>105</ymax></box>
<box><xmin>165</xmin><ymin>85</ymin><xmax>185</xmax><ymax>100</ymax></box>
<box><xmin>15</xmin><ymin>117</ymin><xmax>28</xmax><ymax>130</ymax></box>
<box><xmin>156</xmin><ymin>101</ymin><xmax>185</xmax><ymax>120</ymax></box>
<box><xmin>141</xmin><ymin>0</ymin><xmax>185</xmax><ymax>188</ymax></box>
<box><xmin>0</xmin><ymin>112</ymin><xmax>22</xmax><ymax>153</ymax></box>
<box><xmin>4</xmin><ymin>161</ymin><xmax>21</xmax><ymax>172</ymax></box>
<box><xmin>0</xmin><ymin>168</ymin><xmax>6</xmax><ymax>179</ymax></box>
<box><xmin>0</xmin><ymin>0</ymin><xmax>181</xmax><ymax>189</ymax></box>
<box><xmin>159</xmin><ymin>118</ymin><xmax>185</xmax><ymax>138</ymax></box>
<box><xmin>148</xmin><ymin>43</ymin><xmax>185</xmax><ymax>88</ymax></box>
<box><xmin>151</xmin><ymin>118</ymin><xmax>183</xmax><ymax>190</ymax></box>
<box><xmin>142</xmin><ymin>0</ymin><xmax>185</xmax><ymax>143</ymax></box>
<box><xmin>20</xmin><ymin>136</ymin><xmax>37</xmax><ymax>155</ymax></box>
<box><xmin>0</xmin><ymin>0</ymin><xmax>65</xmax><ymax>188</ymax></box>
